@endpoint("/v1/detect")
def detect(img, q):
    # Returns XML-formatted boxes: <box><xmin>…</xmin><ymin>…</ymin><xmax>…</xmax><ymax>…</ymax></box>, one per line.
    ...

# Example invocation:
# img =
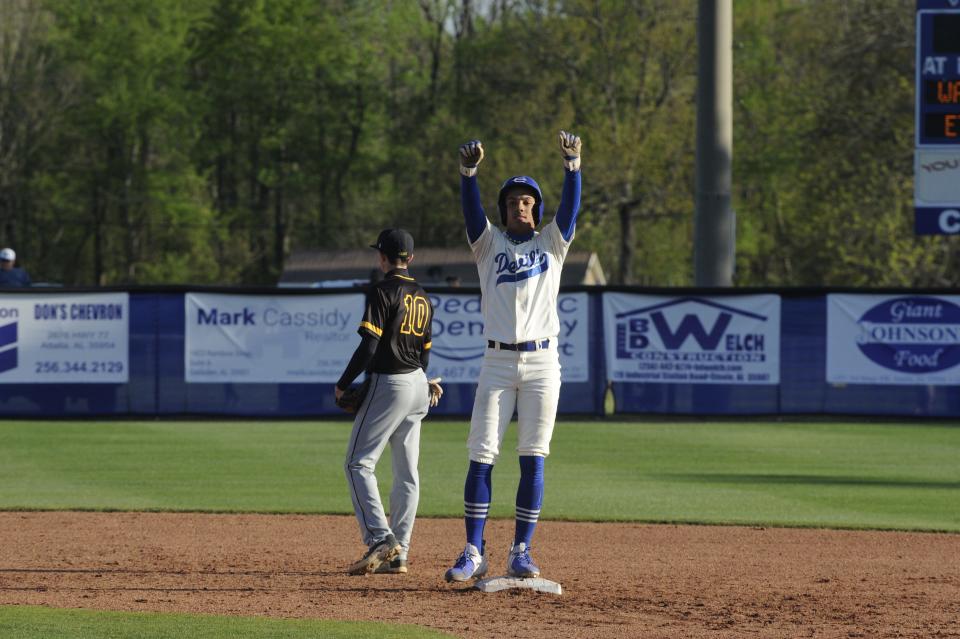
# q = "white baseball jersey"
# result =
<box><xmin>469</xmin><ymin>219</ymin><xmax>573</xmax><ymax>344</ymax></box>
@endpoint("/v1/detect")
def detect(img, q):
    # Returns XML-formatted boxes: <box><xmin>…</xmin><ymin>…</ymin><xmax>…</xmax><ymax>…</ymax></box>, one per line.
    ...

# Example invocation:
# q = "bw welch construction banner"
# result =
<box><xmin>602</xmin><ymin>293</ymin><xmax>781</xmax><ymax>385</ymax></box>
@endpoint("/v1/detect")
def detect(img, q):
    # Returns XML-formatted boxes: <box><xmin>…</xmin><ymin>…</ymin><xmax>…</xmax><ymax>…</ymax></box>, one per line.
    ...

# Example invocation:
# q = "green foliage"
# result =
<box><xmin>733</xmin><ymin>0</ymin><xmax>948</xmax><ymax>285</ymax></box>
<box><xmin>0</xmin><ymin>0</ymin><xmax>952</xmax><ymax>285</ymax></box>
<box><xmin>31</xmin><ymin>0</ymin><xmax>213</xmax><ymax>284</ymax></box>
<box><xmin>0</xmin><ymin>419</ymin><xmax>958</xmax><ymax>531</ymax></box>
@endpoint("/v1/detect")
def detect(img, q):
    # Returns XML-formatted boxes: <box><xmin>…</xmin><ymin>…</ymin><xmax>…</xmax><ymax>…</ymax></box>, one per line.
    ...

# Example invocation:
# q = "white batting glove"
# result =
<box><xmin>559</xmin><ymin>130</ymin><xmax>581</xmax><ymax>172</ymax></box>
<box><xmin>428</xmin><ymin>377</ymin><xmax>443</xmax><ymax>408</ymax></box>
<box><xmin>459</xmin><ymin>140</ymin><xmax>484</xmax><ymax>177</ymax></box>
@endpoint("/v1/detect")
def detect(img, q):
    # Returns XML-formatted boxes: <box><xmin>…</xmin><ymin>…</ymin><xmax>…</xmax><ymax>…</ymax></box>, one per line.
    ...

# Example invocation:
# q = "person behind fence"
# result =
<box><xmin>336</xmin><ymin>228</ymin><xmax>442</xmax><ymax>575</ymax></box>
<box><xmin>0</xmin><ymin>248</ymin><xmax>31</xmax><ymax>287</ymax></box>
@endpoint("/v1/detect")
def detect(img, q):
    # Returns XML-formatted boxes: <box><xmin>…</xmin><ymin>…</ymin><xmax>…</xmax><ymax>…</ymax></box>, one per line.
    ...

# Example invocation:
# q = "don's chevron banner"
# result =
<box><xmin>0</xmin><ymin>292</ymin><xmax>129</xmax><ymax>383</ymax></box>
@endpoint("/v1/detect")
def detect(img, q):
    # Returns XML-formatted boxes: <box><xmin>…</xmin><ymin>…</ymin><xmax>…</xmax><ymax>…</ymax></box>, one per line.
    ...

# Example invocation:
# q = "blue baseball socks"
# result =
<box><xmin>463</xmin><ymin>460</ymin><xmax>492</xmax><ymax>550</ymax></box>
<box><xmin>464</xmin><ymin>456</ymin><xmax>544</xmax><ymax>550</ymax></box>
<box><xmin>514</xmin><ymin>455</ymin><xmax>544</xmax><ymax>547</ymax></box>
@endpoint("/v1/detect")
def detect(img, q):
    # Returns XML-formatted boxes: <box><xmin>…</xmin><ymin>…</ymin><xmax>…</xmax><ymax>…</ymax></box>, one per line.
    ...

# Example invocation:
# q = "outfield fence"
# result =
<box><xmin>0</xmin><ymin>286</ymin><xmax>957</xmax><ymax>417</ymax></box>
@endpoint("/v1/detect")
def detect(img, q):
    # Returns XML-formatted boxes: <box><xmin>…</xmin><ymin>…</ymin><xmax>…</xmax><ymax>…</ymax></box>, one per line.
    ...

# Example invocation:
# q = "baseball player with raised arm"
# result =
<box><xmin>445</xmin><ymin>131</ymin><xmax>582</xmax><ymax>582</ymax></box>
<box><xmin>337</xmin><ymin>229</ymin><xmax>442</xmax><ymax>575</ymax></box>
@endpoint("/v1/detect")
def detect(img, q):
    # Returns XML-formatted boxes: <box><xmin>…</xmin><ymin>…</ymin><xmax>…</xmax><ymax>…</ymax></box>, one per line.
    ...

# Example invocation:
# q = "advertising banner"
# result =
<box><xmin>185</xmin><ymin>293</ymin><xmax>364</xmax><ymax>383</ymax></box>
<box><xmin>827</xmin><ymin>294</ymin><xmax>960</xmax><ymax>385</ymax></box>
<box><xmin>425</xmin><ymin>292</ymin><xmax>590</xmax><ymax>383</ymax></box>
<box><xmin>602</xmin><ymin>294</ymin><xmax>781</xmax><ymax>385</ymax></box>
<box><xmin>0</xmin><ymin>293</ymin><xmax>129</xmax><ymax>383</ymax></box>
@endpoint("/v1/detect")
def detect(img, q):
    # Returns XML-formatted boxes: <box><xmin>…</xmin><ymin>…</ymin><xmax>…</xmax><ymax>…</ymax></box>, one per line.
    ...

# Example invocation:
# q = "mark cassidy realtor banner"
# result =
<box><xmin>0</xmin><ymin>293</ymin><xmax>129</xmax><ymax>383</ymax></box>
<box><xmin>185</xmin><ymin>292</ymin><xmax>590</xmax><ymax>385</ymax></box>
<box><xmin>602</xmin><ymin>293</ymin><xmax>781</xmax><ymax>385</ymax></box>
<box><xmin>185</xmin><ymin>293</ymin><xmax>363</xmax><ymax>383</ymax></box>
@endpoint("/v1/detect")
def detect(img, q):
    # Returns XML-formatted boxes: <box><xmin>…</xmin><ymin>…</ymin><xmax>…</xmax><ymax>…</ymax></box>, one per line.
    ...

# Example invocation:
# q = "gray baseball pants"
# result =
<box><xmin>344</xmin><ymin>368</ymin><xmax>429</xmax><ymax>555</ymax></box>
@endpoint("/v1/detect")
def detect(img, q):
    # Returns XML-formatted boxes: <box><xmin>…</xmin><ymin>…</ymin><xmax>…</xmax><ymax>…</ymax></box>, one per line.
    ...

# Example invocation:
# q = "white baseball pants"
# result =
<box><xmin>468</xmin><ymin>347</ymin><xmax>561</xmax><ymax>465</ymax></box>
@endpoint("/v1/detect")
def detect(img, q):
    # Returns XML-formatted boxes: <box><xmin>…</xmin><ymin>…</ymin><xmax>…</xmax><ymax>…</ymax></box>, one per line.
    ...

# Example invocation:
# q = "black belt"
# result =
<box><xmin>487</xmin><ymin>339</ymin><xmax>550</xmax><ymax>352</ymax></box>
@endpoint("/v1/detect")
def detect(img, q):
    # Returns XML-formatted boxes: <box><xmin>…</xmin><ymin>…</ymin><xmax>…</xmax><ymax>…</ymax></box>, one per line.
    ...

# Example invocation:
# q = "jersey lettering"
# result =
<box><xmin>494</xmin><ymin>250</ymin><xmax>549</xmax><ymax>286</ymax></box>
<box><xmin>472</xmin><ymin>222</ymin><xmax>570</xmax><ymax>343</ymax></box>
<box><xmin>400</xmin><ymin>294</ymin><xmax>430</xmax><ymax>337</ymax></box>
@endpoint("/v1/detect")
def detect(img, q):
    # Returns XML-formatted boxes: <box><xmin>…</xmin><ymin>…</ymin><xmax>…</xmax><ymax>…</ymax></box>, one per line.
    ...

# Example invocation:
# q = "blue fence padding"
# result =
<box><xmin>778</xmin><ymin>297</ymin><xmax>827</xmax><ymax>413</ymax></box>
<box><xmin>0</xmin><ymin>382</ymin><xmax>123</xmax><ymax>416</ymax></box>
<box><xmin>824</xmin><ymin>382</ymin><xmax>960</xmax><ymax>417</ymax></box>
<box><xmin>589</xmin><ymin>292</ymin><xmax>608</xmax><ymax>416</ymax></box>
<box><xmin>155</xmin><ymin>293</ymin><xmax>186</xmax><ymax>415</ymax></box>
<box><xmin>611</xmin><ymin>383</ymin><xmax>781</xmax><ymax>415</ymax></box>
<box><xmin>128</xmin><ymin>292</ymin><xmax>158</xmax><ymax>415</ymax></box>
<box><xmin>1</xmin><ymin>287</ymin><xmax>958</xmax><ymax>417</ymax></box>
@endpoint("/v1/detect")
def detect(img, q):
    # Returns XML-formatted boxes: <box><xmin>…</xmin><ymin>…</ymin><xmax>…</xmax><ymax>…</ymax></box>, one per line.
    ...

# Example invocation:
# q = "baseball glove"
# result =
<box><xmin>336</xmin><ymin>378</ymin><xmax>371</xmax><ymax>414</ymax></box>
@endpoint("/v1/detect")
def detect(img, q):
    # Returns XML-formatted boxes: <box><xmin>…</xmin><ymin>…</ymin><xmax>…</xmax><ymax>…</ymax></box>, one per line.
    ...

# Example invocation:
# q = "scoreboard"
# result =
<box><xmin>915</xmin><ymin>2</ymin><xmax>960</xmax><ymax>235</ymax></box>
<box><xmin>917</xmin><ymin>11</ymin><xmax>960</xmax><ymax>145</ymax></box>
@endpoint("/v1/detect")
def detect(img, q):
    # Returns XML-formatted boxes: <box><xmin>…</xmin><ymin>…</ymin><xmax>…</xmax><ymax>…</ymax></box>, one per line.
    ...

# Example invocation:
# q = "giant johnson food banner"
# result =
<box><xmin>827</xmin><ymin>294</ymin><xmax>960</xmax><ymax>385</ymax></box>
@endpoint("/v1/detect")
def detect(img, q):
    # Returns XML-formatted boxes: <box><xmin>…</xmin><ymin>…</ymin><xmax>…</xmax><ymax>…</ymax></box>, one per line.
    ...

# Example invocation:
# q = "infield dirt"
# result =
<box><xmin>1</xmin><ymin>512</ymin><xmax>958</xmax><ymax>638</ymax></box>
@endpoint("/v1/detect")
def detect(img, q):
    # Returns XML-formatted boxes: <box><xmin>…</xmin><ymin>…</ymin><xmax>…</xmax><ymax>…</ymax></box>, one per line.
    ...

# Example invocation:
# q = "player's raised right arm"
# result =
<box><xmin>555</xmin><ymin>130</ymin><xmax>582</xmax><ymax>242</ymax></box>
<box><xmin>459</xmin><ymin>140</ymin><xmax>487</xmax><ymax>244</ymax></box>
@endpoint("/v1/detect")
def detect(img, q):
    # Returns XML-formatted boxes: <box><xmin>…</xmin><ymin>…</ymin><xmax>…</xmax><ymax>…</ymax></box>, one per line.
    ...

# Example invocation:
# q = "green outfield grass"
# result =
<box><xmin>0</xmin><ymin>605</ymin><xmax>454</xmax><ymax>639</ymax></box>
<box><xmin>0</xmin><ymin>418</ymin><xmax>958</xmax><ymax>531</ymax></box>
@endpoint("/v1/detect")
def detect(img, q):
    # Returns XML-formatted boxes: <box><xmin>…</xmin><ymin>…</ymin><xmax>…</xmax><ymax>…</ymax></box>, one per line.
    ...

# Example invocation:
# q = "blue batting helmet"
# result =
<box><xmin>497</xmin><ymin>176</ymin><xmax>544</xmax><ymax>226</ymax></box>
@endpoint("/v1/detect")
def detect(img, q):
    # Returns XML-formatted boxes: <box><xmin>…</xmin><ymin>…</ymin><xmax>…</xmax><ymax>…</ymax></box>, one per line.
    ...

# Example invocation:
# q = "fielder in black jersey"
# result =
<box><xmin>336</xmin><ymin>228</ymin><xmax>442</xmax><ymax>575</ymax></box>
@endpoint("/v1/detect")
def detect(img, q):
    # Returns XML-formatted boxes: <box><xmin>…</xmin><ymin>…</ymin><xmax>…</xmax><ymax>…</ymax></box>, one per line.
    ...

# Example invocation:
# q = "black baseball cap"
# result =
<box><xmin>370</xmin><ymin>228</ymin><xmax>414</xmax><ymax>261</ymax></box>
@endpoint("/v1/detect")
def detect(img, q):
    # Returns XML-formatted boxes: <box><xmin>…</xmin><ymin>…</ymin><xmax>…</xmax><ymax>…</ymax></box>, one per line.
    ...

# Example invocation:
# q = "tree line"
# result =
<box><xmin>0</xmin><ymin>0</ymin><xmax>950</xmax><ymax>287</ymax></box>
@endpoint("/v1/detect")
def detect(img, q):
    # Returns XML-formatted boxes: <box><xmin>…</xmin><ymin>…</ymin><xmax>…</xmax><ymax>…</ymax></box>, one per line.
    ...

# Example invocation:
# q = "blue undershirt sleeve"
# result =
<box><xmin>553</xmin><ymin>169</ymin><xmax>582</xmax><ymax>242</ymax></box>
<box><xmin>461</xmin><ymin>175</ymin><xmax>487</xmax><ymax>244</ymax></box>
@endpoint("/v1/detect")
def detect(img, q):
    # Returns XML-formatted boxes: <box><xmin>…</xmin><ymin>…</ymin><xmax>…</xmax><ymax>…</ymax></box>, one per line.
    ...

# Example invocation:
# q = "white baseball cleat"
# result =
<box><xmin>506</xmin><ymin>542</ymin><xmax>541</xmax><ymax>578</ymax></box>
<box><xmin>445</xmin><ymin>542</ymin><xmax>488</xmax><ymax>582</ymax></box>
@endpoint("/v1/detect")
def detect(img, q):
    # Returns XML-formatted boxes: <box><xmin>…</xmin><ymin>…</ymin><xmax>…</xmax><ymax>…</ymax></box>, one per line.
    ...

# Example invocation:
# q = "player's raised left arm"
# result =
<box><xmin>554</xmin><ymin>130</ymin><xmax>582</xmax><ymax>242</ymax></box>
<box><xmin>459</xmin><ymin>139</ymin><xmax>488</xmax><ymax>244</ymax></box>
